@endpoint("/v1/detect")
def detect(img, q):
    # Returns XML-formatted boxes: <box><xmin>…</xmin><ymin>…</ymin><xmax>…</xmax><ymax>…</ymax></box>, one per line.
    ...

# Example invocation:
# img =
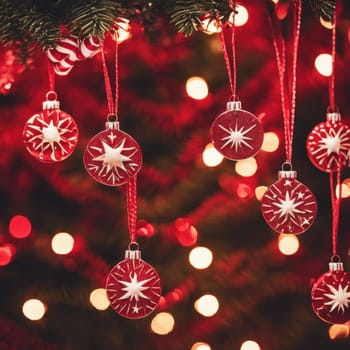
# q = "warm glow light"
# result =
<box><xmin>191</xmin><ymin>342</ymin><xmax>211</xmax><ymax>350</ymax></box>
<box><xmin>201</xmin><ymin>17</ymin><xmax>222</xmax><ymax>34</ymax></box>
<box><xmin>261</xmin><ymin>132</ymin><xmax>279</xmax><ymax>152</ymax></box>
<box><xmin>194</xmin><ymin>294</ymin><xmax>219</xmax><ymax>317</ymax></box>
<box><xmin>151</xmin><ymin>312</ymin><xmax>175</xmax><ymax>335</ymax></box>
<box><xmin>235</xmin><ymin>157</ymin><xmax>257</xmax><ymax>177</ymax></box>
<box><xmin>189</xmin><ymin>246</ymin><xmax>213</xmax><ymax>269</ymax></box>
<box><xmin>229</xmin><ymin>5</ymin><xmax>249</xmax><ymax>27</ymax></box>
<box><xmin>336</xmin><ymin>183</ymin><xmax>350</xmax><ymax>199</ymax></box>
<box><xmin>51</xmin><ymin>232</ymin><xmax>74</xmax><ymax>255</ymax></box>
<box><xmin>315</xmin><ymin>53</ymin><xmax>332</xmax><ymax>77</ymax></box>
<box><xmin>240</xmin><ymin>340</ymin><xmax>261</xmax><ymax>350</ymax></box>
<box><xmin>202</xmin><ymin>143</ymin><xmax>224</xmax><ymax>167</ymax></box>
<box><xmin>278</xmin><ymin>234</ymin><xmax>300</xmax><ymax>256</ymax></box>
<box><xmin>329</xmin><ymin>324</ymin><xmax>350</xmax><ymax>339</ymax></box>
<box><xmin>271</xmin><ymin>0</ymin><xmax>279</xmax><ymax>3</ymax></box>
<box><xmin>186</xmin><ymin>76</ymin><xmax>209</xmax><ymax>100</ymax></box>
<box><xmin>255</xmin><ymin>186</ymin><xmax>267</xmax><ymax>201</ymax></box>
<box><xmin>320</xmin><ymin>17</ymin><xmax>334</xmax><ymax>29</ymax></box>
<box><xmin>9</xmin><ymin>215</ymin><xmax>32</xmax><ymax>238</ymax></box>
<box><xmin>22</xmin><ymin>299</ymin><xmax>46</xmax><ymax>321</ymax></box>
<box><xmin>115</xmin><ymin>18</ymin><xmax>131</xmax><ymax>43</ymax></box>
<box><xmin>90</xmin><ymin>288</ymin><xmax>110</xmax><ymax>311</ymax></box>
<box><xmin>0</xmin><ymin>244</ymin><xmax>14</xmax><ymax>266</ymax></box>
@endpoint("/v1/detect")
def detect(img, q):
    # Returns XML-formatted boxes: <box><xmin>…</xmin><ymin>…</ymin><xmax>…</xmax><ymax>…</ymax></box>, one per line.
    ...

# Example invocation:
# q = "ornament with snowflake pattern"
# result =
<box><xmin>261</xmin><ymin>168</ymin><xmax>317</xmax><ymax>234</ymax></box>
<box><xmin>23</xmin><ymin>91</ymin><xmax>79</xmax><ymax>163</ymax></box>
<box><xmin>210</xmin><ymin>100</ymin><xmax>264</xmax><ymax>161</ymax></box>
<box><xmin>83</xmin><ymin>119</ymin><xmax>142</xmax><ymax>186</ymax></box>
<box><xmin>106</xmin><ymin>248</ymin><xmax>161</xmax><ymax>319</ymax></box>
<box><xmin>311</xmin><ymin>261</ymin><xmax>350</xmax><ymax>324</ymax></box>
<box><xmin>306</xmin><ymin>111</ymin><xmax>350</xmax><ymax>172</ymax></box>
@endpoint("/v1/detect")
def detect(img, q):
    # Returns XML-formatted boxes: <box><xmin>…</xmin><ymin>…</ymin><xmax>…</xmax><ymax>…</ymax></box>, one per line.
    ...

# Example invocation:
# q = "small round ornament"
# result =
<box><xmin>23</xmin><ymin>91</ymin><xmax>79</xmax><ymax>163</ymax></box>
<box><xmin>210</xmin><ymin>100</ymin><xmax>264</xmax><ymax>161</ymax></box>
<box><xmin>306</xmin><ymin>111</ymin><xmax>350</xmax><ymax>172</ymax></box>
<box><xmin>311</xmin><ymin>260</ymin><xmax>350</xmax><ymax>324</ymax></box>
<box><xmin>106</xmin><ymin>246</ymin><xmax>161</xmax><ymax>319</ymax></box>
<box><xmin>83</xmin><ymin>117</ymin><xmax>142</xmax><ymax>186</ymax></box>
<box><xmin>261</xmin><ymin>166</ymin><xmax>317</xmax><ymax>234</ymax></box>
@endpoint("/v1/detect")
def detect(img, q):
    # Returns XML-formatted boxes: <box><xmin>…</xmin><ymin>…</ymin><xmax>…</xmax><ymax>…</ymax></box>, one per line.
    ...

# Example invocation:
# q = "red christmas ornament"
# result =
<box><xmin>261</xmin><ymin>168</ymin><xmax>317</xmax><ymax>234</ymax></box>
<box><xmin>311</xmin><ymin>261</ymin><xmax>350</xmax><ymax>324</ymax></box>
<box><xmin>306</xmin><ymin>112</ymin><xmax>350</xmax><ymax>172</ymax></box>
<box><xmin>23</xmin><ymin>91</ymin><xmax>79</xmax><ymax>163</ymax></box>
<box><xmin>210</xmin><ymin>100</ymin><xmax>264</xmax><ymax>161</ymax></box>
<box><xmin>106</xmin><ymin>248</ymin><xmax>161</xmax><ymax>319</ymax></box>
<box><xmin>83</xmin><ymin>119</ymin><xmax>142</xmax><ymax>186</ymax></box>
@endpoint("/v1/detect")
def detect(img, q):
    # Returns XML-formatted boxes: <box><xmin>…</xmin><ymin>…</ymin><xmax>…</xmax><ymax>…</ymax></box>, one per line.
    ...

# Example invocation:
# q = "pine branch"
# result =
<box><xmin>309</xmin><ymin>0</ymin><xmax>335</xmax><ymax>22</ymax></box>
<box><xmin>166</xmin><ymin>0</ymin><xmax>208</xmax><ymax>36</ymax></box>
<box><xmin>66</xmin><ymin>0</ymin><xmax>122</xmax><ymax>39</ymax></box>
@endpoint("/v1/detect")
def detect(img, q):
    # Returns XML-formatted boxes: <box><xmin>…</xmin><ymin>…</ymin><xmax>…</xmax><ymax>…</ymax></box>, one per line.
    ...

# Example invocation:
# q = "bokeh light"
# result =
<box><xmin>235</xmin><ymin>158</ymin><xmax>258</xmax><ymax>177</ymax></box>
<box><xmin>229</xmin><ymin>5</ymin><xmax>249</xmax><ymax>27</ymax></box>
<box><xmin>0</xmin><ymin>244</ymin><xmax>15</xmax><ymax>266</ymax></box>
<box><xmin>278</xmin><ymin>234</ymin><xmax>300</xmax><ymax>255</ymax></box>
<box><xmin>336</xmin><ymin>183</ymin><xmax>350</xmax><ymax>199</ymax></box>
<box><xmin>202</xmin><ymin>143</ymin><xmax>224</xmax><ymax>167</ymax></box>
<box><xmin>90</xmin><ymin>288</ymin><xmax>110</xmax><ymax>311</ymax></box>
<box><xmin>189</xmin><ymin>246</ymin><xmax>213</xmax><ymax>269</ymax></box>
<box><xmin>191</xmin><ymin>342</ymin><xmax>211</xmax><ymax>350</ymax></box>
<box><xmin>151</xmin><ymin>312</ymin><xmax>175</xmax><ymax>335</ymax></box>
<box><xmin>329</xmin><ymin>324</ymin><xmax>350</xmax><ymax>339</ymax></box>
<box><xmin>255</xmin><ymin>186</ymin><xmax>267</xmax><ymax>201</ymax></box>
<box><xmin>186</xmin><ymin>76</ymin><xmax>209</xmax><ymax>100</ymax></box>
<box><xmin>314</xmin><ymin>53</ymin><xmax>332</xmax><ymax>77</ymax></box>
<box><xmin>201</xmin><ymin>17</ymin><xmax>221</xmax><ymax>34</ymax></box>
<box><xmin>9</xmin><ymin>215</ymin><xmax>32</xmax><ymax>238</ymax></box>
<box><xmin>51</xmin><ymin>232</ymin><xmax>75</xmax><ymax>255</ymax></box>
<box><xmin>136</xmin><ymin>219</ymin><xmax>155</xmax><ymax>237</ymax></box>
<box><xmin>194</xmin><ymin>294</ymin><xmax>219</xmax><ymax>317</ymax></box>
<box><xmin>240</xmin><ymin>340</ymin><xmax>261</xmax><ymax>350</ymax></box>
<box><xmin>175</xmin><ymin>218</ymin><xmax>198</xmax><ymax>246</ymax></box>
<box><xmin>320</xmin><ymin>17</ymin><xmax>334</xmax><ymax>29</ymax></box>
<box><xmin>261</xmin><ymin>132</ymin><xmax>279</xmax><ymax>152</ymax></box>
<box><xmin>115</xmin><ymin>18</ymin><xmax>131</xmax><ymax>43</ymax></box>
<box><xmin>22</xmin><ymin>299</ymin><xmax>46</xmax><ymax>321</ymax></box>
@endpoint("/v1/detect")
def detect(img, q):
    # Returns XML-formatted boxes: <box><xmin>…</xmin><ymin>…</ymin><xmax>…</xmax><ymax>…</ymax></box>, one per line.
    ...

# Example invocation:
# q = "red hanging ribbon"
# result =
<box><xmin>126</xmin><ymin>176</ymin><xmax>138</xmax><ymax>243</ymax></box>
<box><xmin>270</xmin><ymin>0</ymin><xmax>302</xmax><ymax>164</ymax></box>
<box><xmin>100</xmin><ymin>39</ymin><xmax>137</xmax><ymax>244</ymax></box>
<box><xmin>47</xmin><ymin>60</ymin><xmax>56</xmax><ymax>92</ymax></box>
<box><xmin>328</xmin><ymin>5</ymin><xmax>342</xmax><ymax>257</ymax></box>
<box><xmin>219</xmin><ymin>0</ymin><xmax>237</xmax><ymax>99</ymax></box>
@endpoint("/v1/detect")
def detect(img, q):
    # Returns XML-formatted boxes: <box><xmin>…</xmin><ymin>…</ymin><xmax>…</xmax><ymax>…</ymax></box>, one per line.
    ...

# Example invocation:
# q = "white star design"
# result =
<box><xmin>42</xmin><ymin>120</ymin><xmax>61</xmax><ymax>143</ymax></box>
<box><xmin>274</xmin><ymin>191</ymin><xmax>304</xmax><ymax>218</ymax></box>
<box><xmin>93</xmin><ymin>138</ymin><xmax>135</xmax><ymax>173</ymax></box>
<box><xmin>284</xmin><ymin>180</ymin><xmax>292</xmax><ymax>186</ymax></box>
<box><xmin>219</xmin><ymin>122</ymin><xmax>255</xmax><ymax>151</ymax></box>
<box><xmin>297</xmin><ymin>192</ymin><xmax>305</xmax><ymax>199</ymax></box>
<box><xmin>322</xmin><ymin>134</ymin><xmax>342</xmax><ymax>155</ymax></box>
<box><xmin>324</xmin><ymin>283</ymin><xmax>350</xmax><ymax>313</ymax></box>
<box><xmin>118</xmin><ymin>272</ymin><xmax>151</xmax><ymax>302</ymax></box>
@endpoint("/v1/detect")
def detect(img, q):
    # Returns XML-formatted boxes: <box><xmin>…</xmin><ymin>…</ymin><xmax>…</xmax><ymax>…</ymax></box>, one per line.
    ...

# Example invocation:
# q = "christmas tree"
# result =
<box><xmin>0</xmin><ymin>0</ymin><xmax>350</xmax><ymax>349</ymax></box>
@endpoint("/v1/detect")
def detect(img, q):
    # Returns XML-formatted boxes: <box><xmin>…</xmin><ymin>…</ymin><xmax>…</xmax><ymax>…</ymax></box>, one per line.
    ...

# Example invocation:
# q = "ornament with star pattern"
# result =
<box><xmin>210</xmin><ymin>100</ymin><xmax>264</xmax><ymax>161</ymax></box>
<box><xmin>23</xmin><ymin>91</ymin><xmax>79</xmax><ymax>163</ymax></box>
<box><xmin>306</xmin><ymin>111</ymin><xmax>350</xmax><ymax>172</ymax></box>
<box><xmin>311</xmin><ymin>260</ymin><xmax>350</xmax><ymax>324</ymax></box>
<box><xmin>83</xmin><ymin>118</ymin><xmax>142</xmax><ymax>186</ymax></box>
<box><xmin>106</xmin><ymin>247</ymin><xmax>161</xmax><ymax>319</ymax></box>
<box><xmin>261</xmin><ymin>168</ymin><xmax>317</xmax><ymax>235</ymax></box>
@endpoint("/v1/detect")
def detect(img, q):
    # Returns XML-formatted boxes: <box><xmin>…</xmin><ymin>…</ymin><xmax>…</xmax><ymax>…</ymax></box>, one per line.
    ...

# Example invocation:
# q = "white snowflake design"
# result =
<box><xmin>24</xmin><ymin>110</ymin><xmax>78</xmax><ymax>161</ymax></box>
<box><xmin>324</xmin><ymin>283</ymin><xmax>350</xmax><ymax>313</ymax></box>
